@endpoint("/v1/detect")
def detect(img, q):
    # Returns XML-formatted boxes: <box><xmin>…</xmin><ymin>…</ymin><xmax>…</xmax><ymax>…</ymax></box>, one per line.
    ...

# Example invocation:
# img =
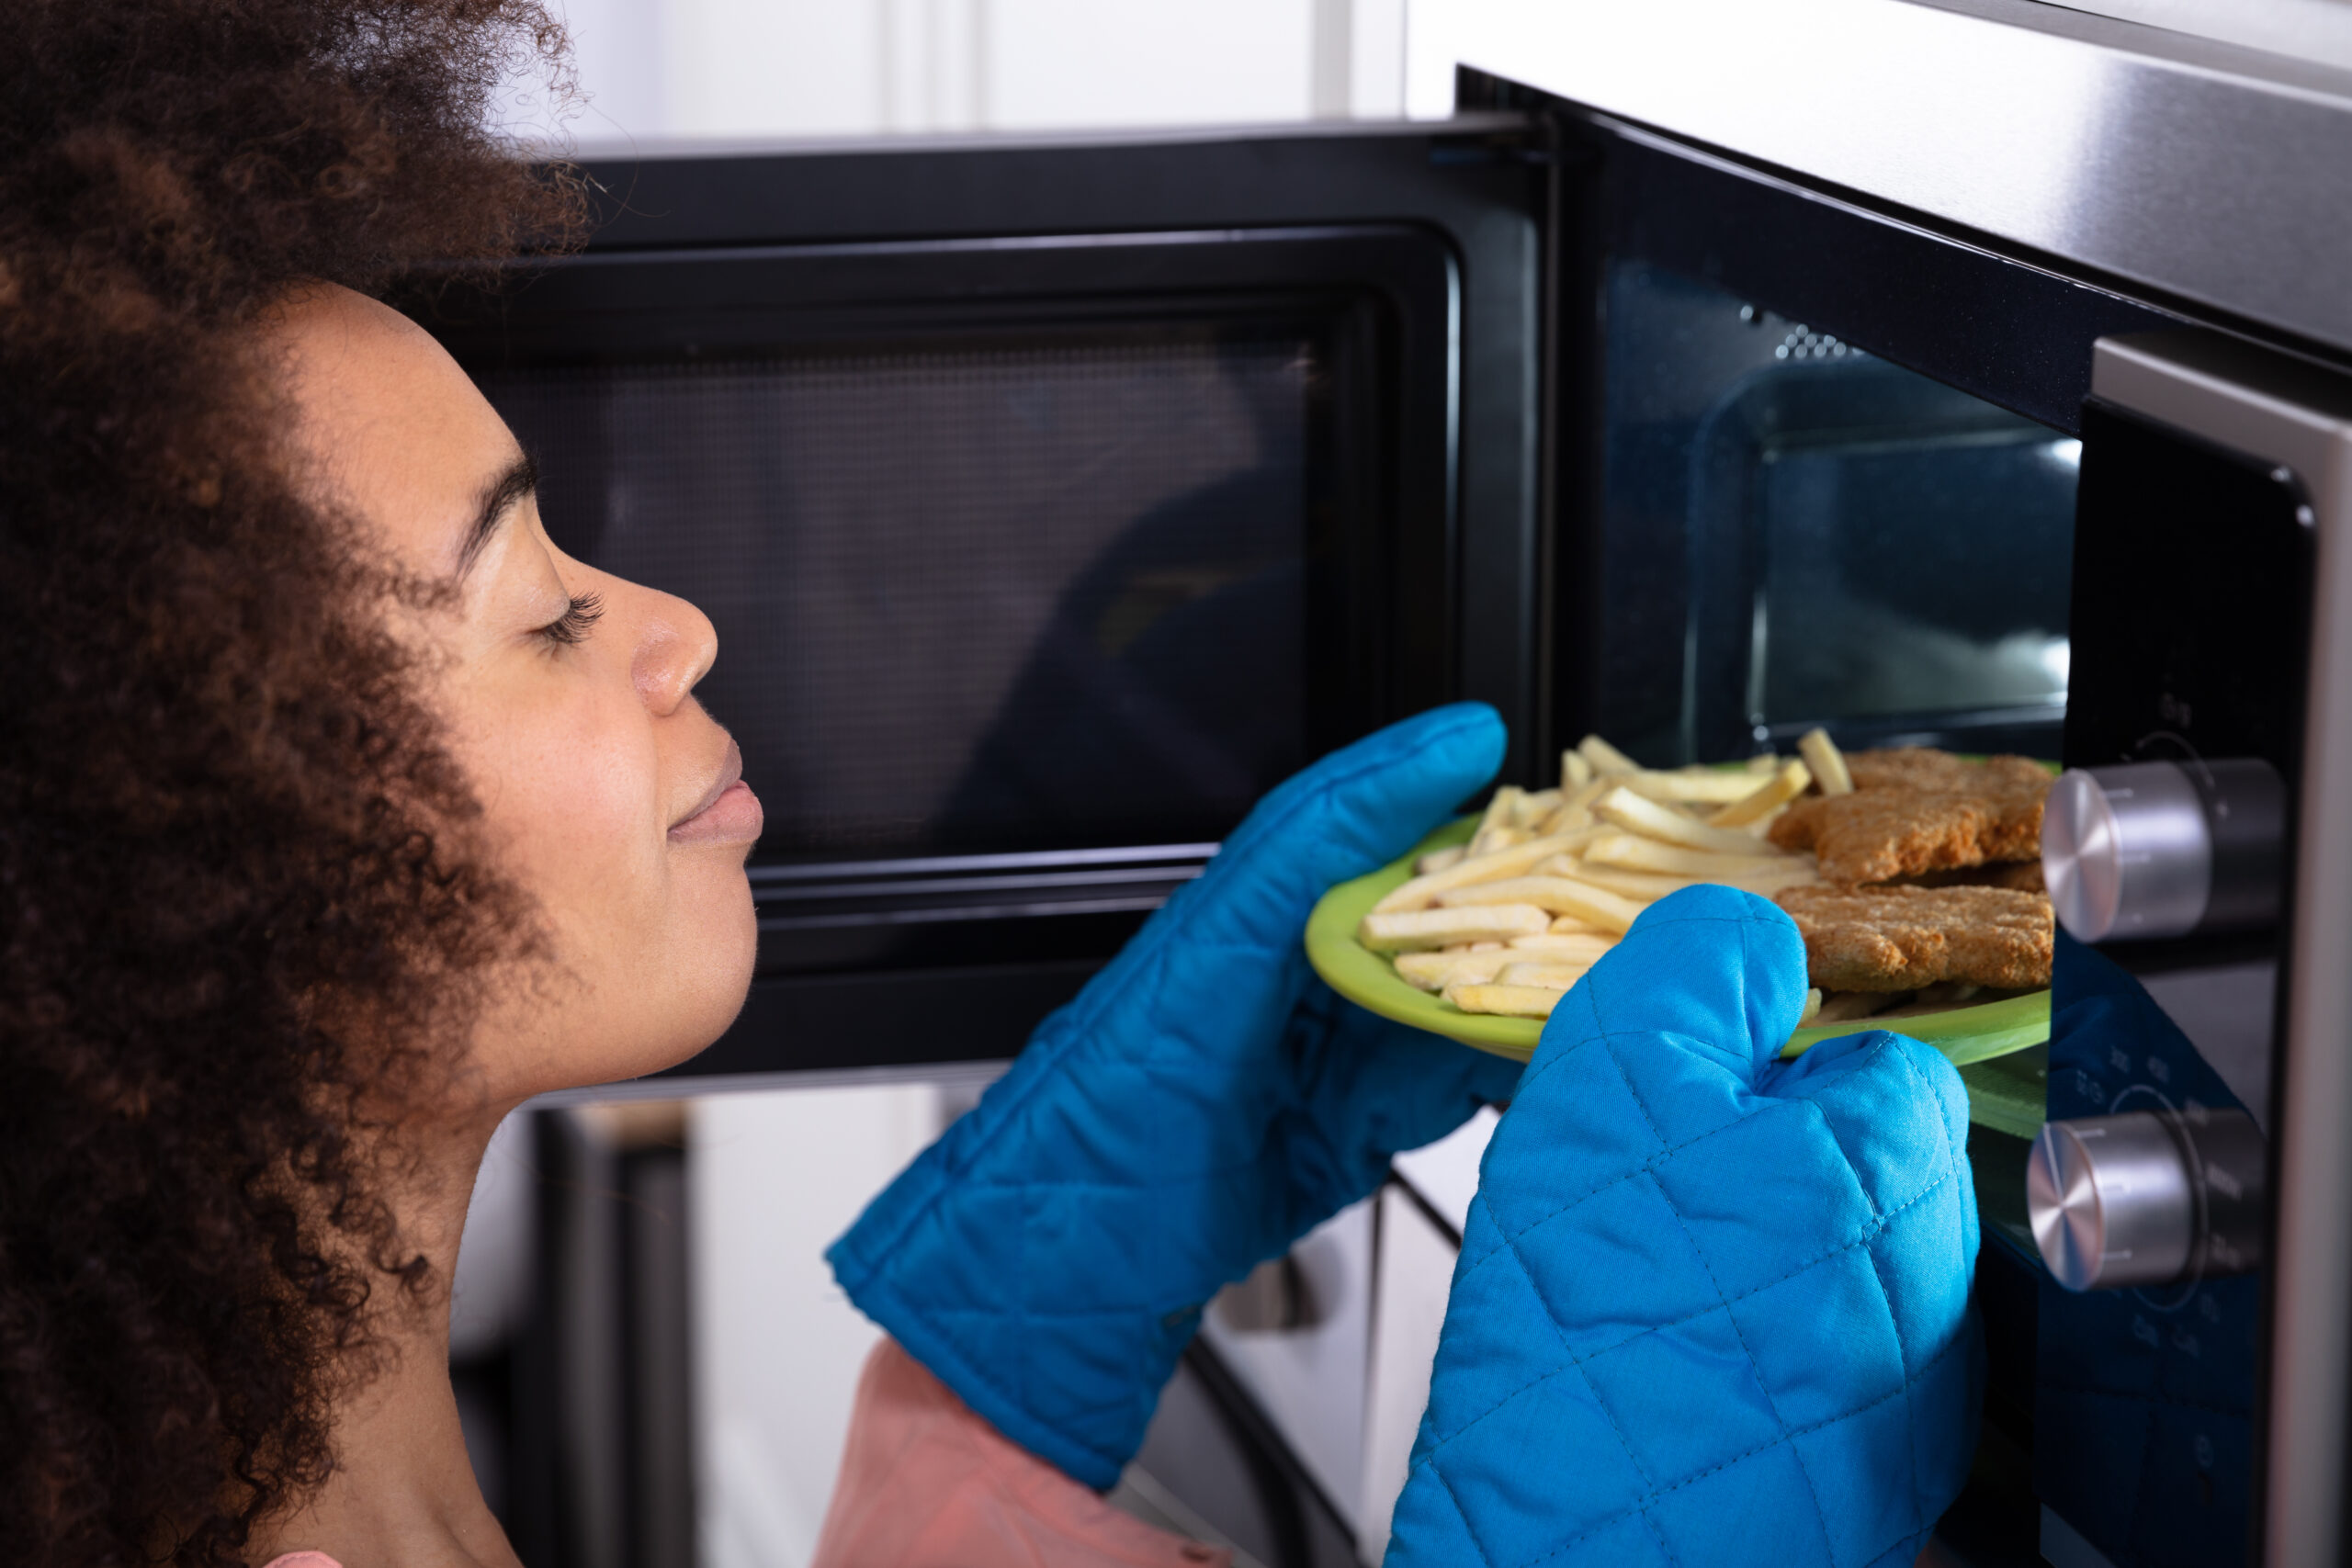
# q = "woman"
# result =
<box><xmin>1</xmin><ymin>3</ymin><xmax>1983</xmax><ymax>1564</ymax></box>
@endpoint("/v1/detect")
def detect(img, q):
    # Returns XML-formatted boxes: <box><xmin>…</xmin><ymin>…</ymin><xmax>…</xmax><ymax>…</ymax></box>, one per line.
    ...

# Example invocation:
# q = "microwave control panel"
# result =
<box><xmin>2033</xmin><ymin>394</ymin><xmax>2312</xmax><ymax>1568</ymax></box>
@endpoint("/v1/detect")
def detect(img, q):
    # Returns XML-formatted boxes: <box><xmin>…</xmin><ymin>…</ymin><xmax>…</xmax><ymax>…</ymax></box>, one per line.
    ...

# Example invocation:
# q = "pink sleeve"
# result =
<box><xmin>810</xmin><ymin>1339</ymin><xmax>1231</xmax><ymax>1568</ymax></box>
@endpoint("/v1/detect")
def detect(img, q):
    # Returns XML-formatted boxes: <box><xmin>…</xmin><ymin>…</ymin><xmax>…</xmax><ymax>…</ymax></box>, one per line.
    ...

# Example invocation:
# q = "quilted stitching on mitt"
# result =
<box><xmin>1385</xmin><ymin>887</ymin><xmax>1982</xmax><ymax>1568</ymax></box>
<box><xmin>828</xmin><ymin>705</ymin><xmax>1526</xmax><ymax>1491</ymax></box>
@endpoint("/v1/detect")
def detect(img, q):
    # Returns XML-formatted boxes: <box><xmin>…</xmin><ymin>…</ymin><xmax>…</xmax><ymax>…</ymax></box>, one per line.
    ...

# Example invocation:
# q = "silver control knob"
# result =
<box><xmin>2042</xmin><ymin>758</ymin><xmax>2285</xmax><ymax>942</ymax></box>
<box><xmin>2028</xmin><ymin>1107</ymin><xmax>2265</xmax><ymax>1292</ymax></box>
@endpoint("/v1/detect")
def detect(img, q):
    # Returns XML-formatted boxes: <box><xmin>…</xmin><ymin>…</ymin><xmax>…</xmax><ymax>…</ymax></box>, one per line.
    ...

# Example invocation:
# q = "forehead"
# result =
<box><xmin>267</xmin><ymin>284</ymin><xmax>521</xmax><ymax>573</ymax></box>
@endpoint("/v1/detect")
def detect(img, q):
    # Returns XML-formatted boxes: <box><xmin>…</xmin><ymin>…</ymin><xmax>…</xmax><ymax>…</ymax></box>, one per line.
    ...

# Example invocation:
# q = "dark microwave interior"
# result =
<box><xmin>1593</xmin><ymin>261</ymin><xmax>2079</xmax><ymax>769</ymax></box>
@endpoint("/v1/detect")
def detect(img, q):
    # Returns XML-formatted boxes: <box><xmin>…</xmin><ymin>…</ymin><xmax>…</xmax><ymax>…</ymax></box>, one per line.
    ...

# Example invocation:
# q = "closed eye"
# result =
<box><xmin>539</xmin><ymin>591</ymin><xmax>604</xmax><ymax>648</ymax></box>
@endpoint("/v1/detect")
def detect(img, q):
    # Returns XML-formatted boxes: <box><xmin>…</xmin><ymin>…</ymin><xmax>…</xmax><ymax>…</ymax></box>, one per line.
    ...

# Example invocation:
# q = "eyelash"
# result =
<box><xmin>539</xmin><ymin>591</ymin><xmax>605</xmax><ymax>648</ymax></box>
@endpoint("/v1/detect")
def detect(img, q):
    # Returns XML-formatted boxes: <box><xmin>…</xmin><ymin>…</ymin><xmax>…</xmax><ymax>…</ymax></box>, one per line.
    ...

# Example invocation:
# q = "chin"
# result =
<box><xmin>561</xmin><ymin>970</ymin><xmax>752</xmax><ymax>1091</ymax></box>
<box><xmin>628</xmin><ymin>892</ymin><xmax>760</xmax><ymax>1080</ymax></box>
<box><xmin>504</xmin><ymin>892</ymin><xmax>758</xmax><ymax>1100</ymax></box>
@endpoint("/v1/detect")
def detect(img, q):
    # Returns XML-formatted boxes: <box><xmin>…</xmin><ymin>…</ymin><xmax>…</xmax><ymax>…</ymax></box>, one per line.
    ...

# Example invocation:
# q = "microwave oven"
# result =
<box><xmin>411</xmin><ymin>2</ymin><xmax>2352</xmax><ymax>1562</ymax></box>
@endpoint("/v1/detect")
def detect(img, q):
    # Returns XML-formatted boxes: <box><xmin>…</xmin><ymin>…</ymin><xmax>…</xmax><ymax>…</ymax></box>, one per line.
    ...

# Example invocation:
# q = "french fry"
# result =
<box><xmin>1577</xmin><ymin>733</ymin><xmax>1642</xmax><ymax>775</ymax></box>
<box><xmin>1551</xmin><ymin>914</ymin><xmax>1611</xmax><ymax>934</ymax></box>
<box><xmin>1537</xmin><ymin>774</ymin><xmax>1613</xmax><ymax>836</ymax></box>
<box><xmin>1415</xmin><ymin>844</ymin><xmax>1467</xmax><ymax>874</ymax></box>
<box><xmin>1535</xmin><ymin>852</ymin><xmax>1691</xmax><ymax>897</ymax></box>
<box><xmin>1393</xmin><ymin>949</ymin><xmax>1512</xmax><ymax>992</ymax></box>
<box><xmin>1510</xmin><ymin>931</ymin><xmax>1616</xmax><ymax>959</ymax></box>
<box><xmin>1476</xmin><ymin>786</ymin><xmax>1522</xmax><ymax>836</ymax></box>
<box><xmin>1496</xmin><ymin>959</ymin><xmax>1592</xmax><ymax>989</ymax></box>
<box><xmin>1430</xmin><ymin>874</ymin><xmax>1643</xmax><ymax>933</ymax></box>
<box><xmin>1562</xmin><ymin>749</ymin><xmax>1594</xmax><ymax>790</ymax></box>
<box><xmin>1797</xmin><ymin>728</ymin><xmax>1854</xmax><ymax>795</ymax></box>
<box><xmin>1510</xmin><ymin>788</ymin><xmax>1563</xmax><ymax>829</ymax></box>
<box><xmin>1708</xmin><ymin>759</ymin><xmax>1814</xmax><ymax>827</ymax></box>
<box><xmin>1815</xmin><ymin>990</ymin><xmax>1902</xmax><ymax>1021</ymax></box>
<box><xmin>1358</xmin><ymin>904</ymin><xmax>1553</xmax><ymax>952</ymax></box>
<box><xmin>1444</xmin><ymin>982</ymin><xmax>1567</xmax><ymax>1019</ymax></box>
<box><xmin>1552</xmin><ymin>861</ymin><xmax>1694</xmax><ymax>901</ymax></box>
<box><xmin>1581</xmin><ymin>830</ymin><xmax>1808</xmax><ymax>881</ymax></box>
<box><xmin>1372</xmin><ymin>828</ymin><xmax>1605</xmax><ymax>913</ymax></box>
<box><xmin>1430</xmin><ymin>875</ymin><xmax>1570</xmax><ymax>908</ymax></box>
<box><xmin>1535</xmin><ymin>801</ymin><xmax>1593</xmax><ymax>836</ymax></box>
<box><xmin>1526</xmin><ymin>877</ymin><xmax>1644</xmax><ymax>934</ymax></box>
<box><xmin>1466</xmin><ymin>785</ymin><xmax>1526</xmax><ymax>857</ymax></box>
<box><xmin>1623</xmin><ymin>770</ymin><xmax>1769</xmax><ymax>805</ymax></box>
<box><xmin>1594</xmin><ymin>786</ymin><xmax>1792</xmax><ymax>857</ymax></box>
<box><xmin>1747</xmin><ymin>752</ymin><xmax>1781</xmax><ymax>773</ymax></box>
<box><xmin>1466</xmin><ymin>824</ymin><xmax>1527</xmax><ymax>857</ymax></box>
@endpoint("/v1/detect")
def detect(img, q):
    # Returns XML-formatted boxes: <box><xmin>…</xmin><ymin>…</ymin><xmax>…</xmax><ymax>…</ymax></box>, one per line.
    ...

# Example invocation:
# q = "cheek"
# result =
<box><xmin>445</xmin><ymin>658</ymin><xmax>755</xmax><ymax>1094</ymax></box>
<box><xmin>473</xmin><ymin>682</ymin><xmax>665</xmax><ymax>943</ymax></box>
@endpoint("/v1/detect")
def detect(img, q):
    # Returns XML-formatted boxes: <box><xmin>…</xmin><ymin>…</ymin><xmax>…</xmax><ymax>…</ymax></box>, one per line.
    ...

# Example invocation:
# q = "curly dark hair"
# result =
<box><xmin>0</xmin><ymin>3</ymin><xmax>585</xmax><ymax>1562</ymax></box>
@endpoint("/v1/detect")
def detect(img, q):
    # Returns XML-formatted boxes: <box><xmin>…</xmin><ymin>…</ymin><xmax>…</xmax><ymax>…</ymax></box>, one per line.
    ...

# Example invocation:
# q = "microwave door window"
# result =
<box><xmin>1598</xmin><ymin>261</ymin><xmax>2079</xmax><ymax>764</ymax></box>
<box><xmin>480</xmin><ymin>337</ymin><xmax>1314</xmax><ymax>859</ymax></box>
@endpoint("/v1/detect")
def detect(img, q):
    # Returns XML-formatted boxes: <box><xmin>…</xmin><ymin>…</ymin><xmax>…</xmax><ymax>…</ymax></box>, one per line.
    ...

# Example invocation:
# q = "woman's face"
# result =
<box><xmin>271</xmin><ymin>285</ymin><xmax>761</xmax><ymax>1109</ymax></box>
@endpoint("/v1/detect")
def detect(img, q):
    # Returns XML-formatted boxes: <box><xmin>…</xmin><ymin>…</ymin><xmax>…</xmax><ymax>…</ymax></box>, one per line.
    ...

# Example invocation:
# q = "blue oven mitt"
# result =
<box><xmin>828</xmin><ymin>703</ymin><xmax>1526</xmax><ymax>1488</ymax></box>
<box><xmin>1386</xmin><ymin>886</ymin><xmax>1981</xmax><ymax>1568</ymax></box>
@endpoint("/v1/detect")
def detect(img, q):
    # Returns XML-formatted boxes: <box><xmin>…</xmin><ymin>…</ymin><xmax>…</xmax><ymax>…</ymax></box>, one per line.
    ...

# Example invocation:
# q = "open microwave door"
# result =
<box><xmin>409</xmin><ymin>123</ymin><xmax>1548</xmax><ymax>1080</ymax></box>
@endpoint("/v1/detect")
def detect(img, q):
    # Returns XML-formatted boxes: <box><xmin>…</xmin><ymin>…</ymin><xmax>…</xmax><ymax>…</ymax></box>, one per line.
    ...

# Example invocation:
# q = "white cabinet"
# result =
<box><xmin>528</xmin><ymin>0</ymin><xmax>1422</xmax><ymax>146</ymax></box>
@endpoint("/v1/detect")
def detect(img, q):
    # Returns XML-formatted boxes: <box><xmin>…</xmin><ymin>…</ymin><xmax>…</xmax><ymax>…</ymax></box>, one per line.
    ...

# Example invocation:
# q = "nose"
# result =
<box><xmin>628</xmin><ymin>582</ymin><xmax>718</xmax><ymax>716</ymax></box>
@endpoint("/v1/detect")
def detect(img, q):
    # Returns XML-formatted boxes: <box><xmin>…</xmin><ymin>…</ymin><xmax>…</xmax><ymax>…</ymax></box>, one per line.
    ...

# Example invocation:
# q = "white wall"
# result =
<box><xmin>510</xmin><ymin>0</ymin><xmax>1434</xmax><ymax>149</ymax></box>
<box><xmin>689</xmin><ymin>1081</ymin><xmax>966</xmax><ymax>1568</ymax></box>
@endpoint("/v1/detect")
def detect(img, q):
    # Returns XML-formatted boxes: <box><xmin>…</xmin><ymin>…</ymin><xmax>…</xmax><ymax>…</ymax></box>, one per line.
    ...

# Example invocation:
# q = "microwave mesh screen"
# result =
<box><xmin>479</xmin><ymin>338</ymin><xmax>1313</xmax><ymax>856</ymax></box>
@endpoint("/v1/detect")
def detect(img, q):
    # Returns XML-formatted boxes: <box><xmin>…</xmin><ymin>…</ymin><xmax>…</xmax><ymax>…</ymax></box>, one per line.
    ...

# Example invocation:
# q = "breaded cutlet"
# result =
<box><xmin>1843</xmin><ymin>747</ymin><xmax>2052</xmax><ymax>795</ymax></box>
<box><xmin>1776</xmin><ymin>885</ymin><xmax>2053</xmax><ymax>992</ymax></box>
<box><xmin>1768</xmin><ymin>750</ymin><xmax>2050</xmax><ymax>887</ymax></box>
<box><xmin>1881</xmin><ymin>860</ymin><xmax>2048</xmax><ymax>894</ymax></box>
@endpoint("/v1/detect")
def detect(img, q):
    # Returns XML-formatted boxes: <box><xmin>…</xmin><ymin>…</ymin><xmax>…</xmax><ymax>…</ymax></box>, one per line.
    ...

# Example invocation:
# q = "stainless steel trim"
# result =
<box><xmin>1449</xmin><ymin>0</ymin><xmax>2352</xmax><ymax>354</ymax></box>
<box><xmin>2087</xmin><ymin>329</ymin><xmax>2352</xmax><ymax>1567</ymax></box>
<box><xmin>2033</xmin><ymin>0</ymin><xmax>2352</xmax><ymax>74</ymax></box>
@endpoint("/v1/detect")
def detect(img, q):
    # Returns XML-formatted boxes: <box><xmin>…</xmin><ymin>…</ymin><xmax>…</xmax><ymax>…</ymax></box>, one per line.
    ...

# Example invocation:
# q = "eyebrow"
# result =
<box><xmin>456</xmin><ymin>453</ymin><xmax>538</xmax><ymax>578</ymax></box>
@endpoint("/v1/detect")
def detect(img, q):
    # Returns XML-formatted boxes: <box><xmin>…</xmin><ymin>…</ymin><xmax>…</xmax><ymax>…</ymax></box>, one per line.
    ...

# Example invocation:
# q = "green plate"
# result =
<box><xmin>1306</xmin><ymin>816</ymin><xmax>2052</xmax><ymax>1118</ymax></box>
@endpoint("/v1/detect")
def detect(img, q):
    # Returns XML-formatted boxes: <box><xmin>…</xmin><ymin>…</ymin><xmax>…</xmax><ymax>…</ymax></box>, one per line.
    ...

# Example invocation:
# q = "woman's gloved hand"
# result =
<box><xmin>828</xmin><ymin>704</ymin><xmax>1525</xmax><ymax>1489</ymax></box>
<box><xmin>1387</xmin><ymin>886</ymin><xmax>1980</xmax><ymax>1568</ymax></box>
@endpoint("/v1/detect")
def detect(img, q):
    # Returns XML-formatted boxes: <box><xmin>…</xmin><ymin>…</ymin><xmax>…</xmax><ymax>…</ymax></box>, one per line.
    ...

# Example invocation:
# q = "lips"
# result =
<box><xmin>669</xmin><ymin>738</ymin><xmax>763</xmax><ymax>845</ymax></box>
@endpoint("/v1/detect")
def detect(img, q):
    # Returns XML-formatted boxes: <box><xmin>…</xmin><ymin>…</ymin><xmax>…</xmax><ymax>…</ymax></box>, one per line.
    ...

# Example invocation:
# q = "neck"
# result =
<box><xmin>254</xmin><ymin>1111</ymin><xmax>522</xmax><ymax>1568</ymax></box>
